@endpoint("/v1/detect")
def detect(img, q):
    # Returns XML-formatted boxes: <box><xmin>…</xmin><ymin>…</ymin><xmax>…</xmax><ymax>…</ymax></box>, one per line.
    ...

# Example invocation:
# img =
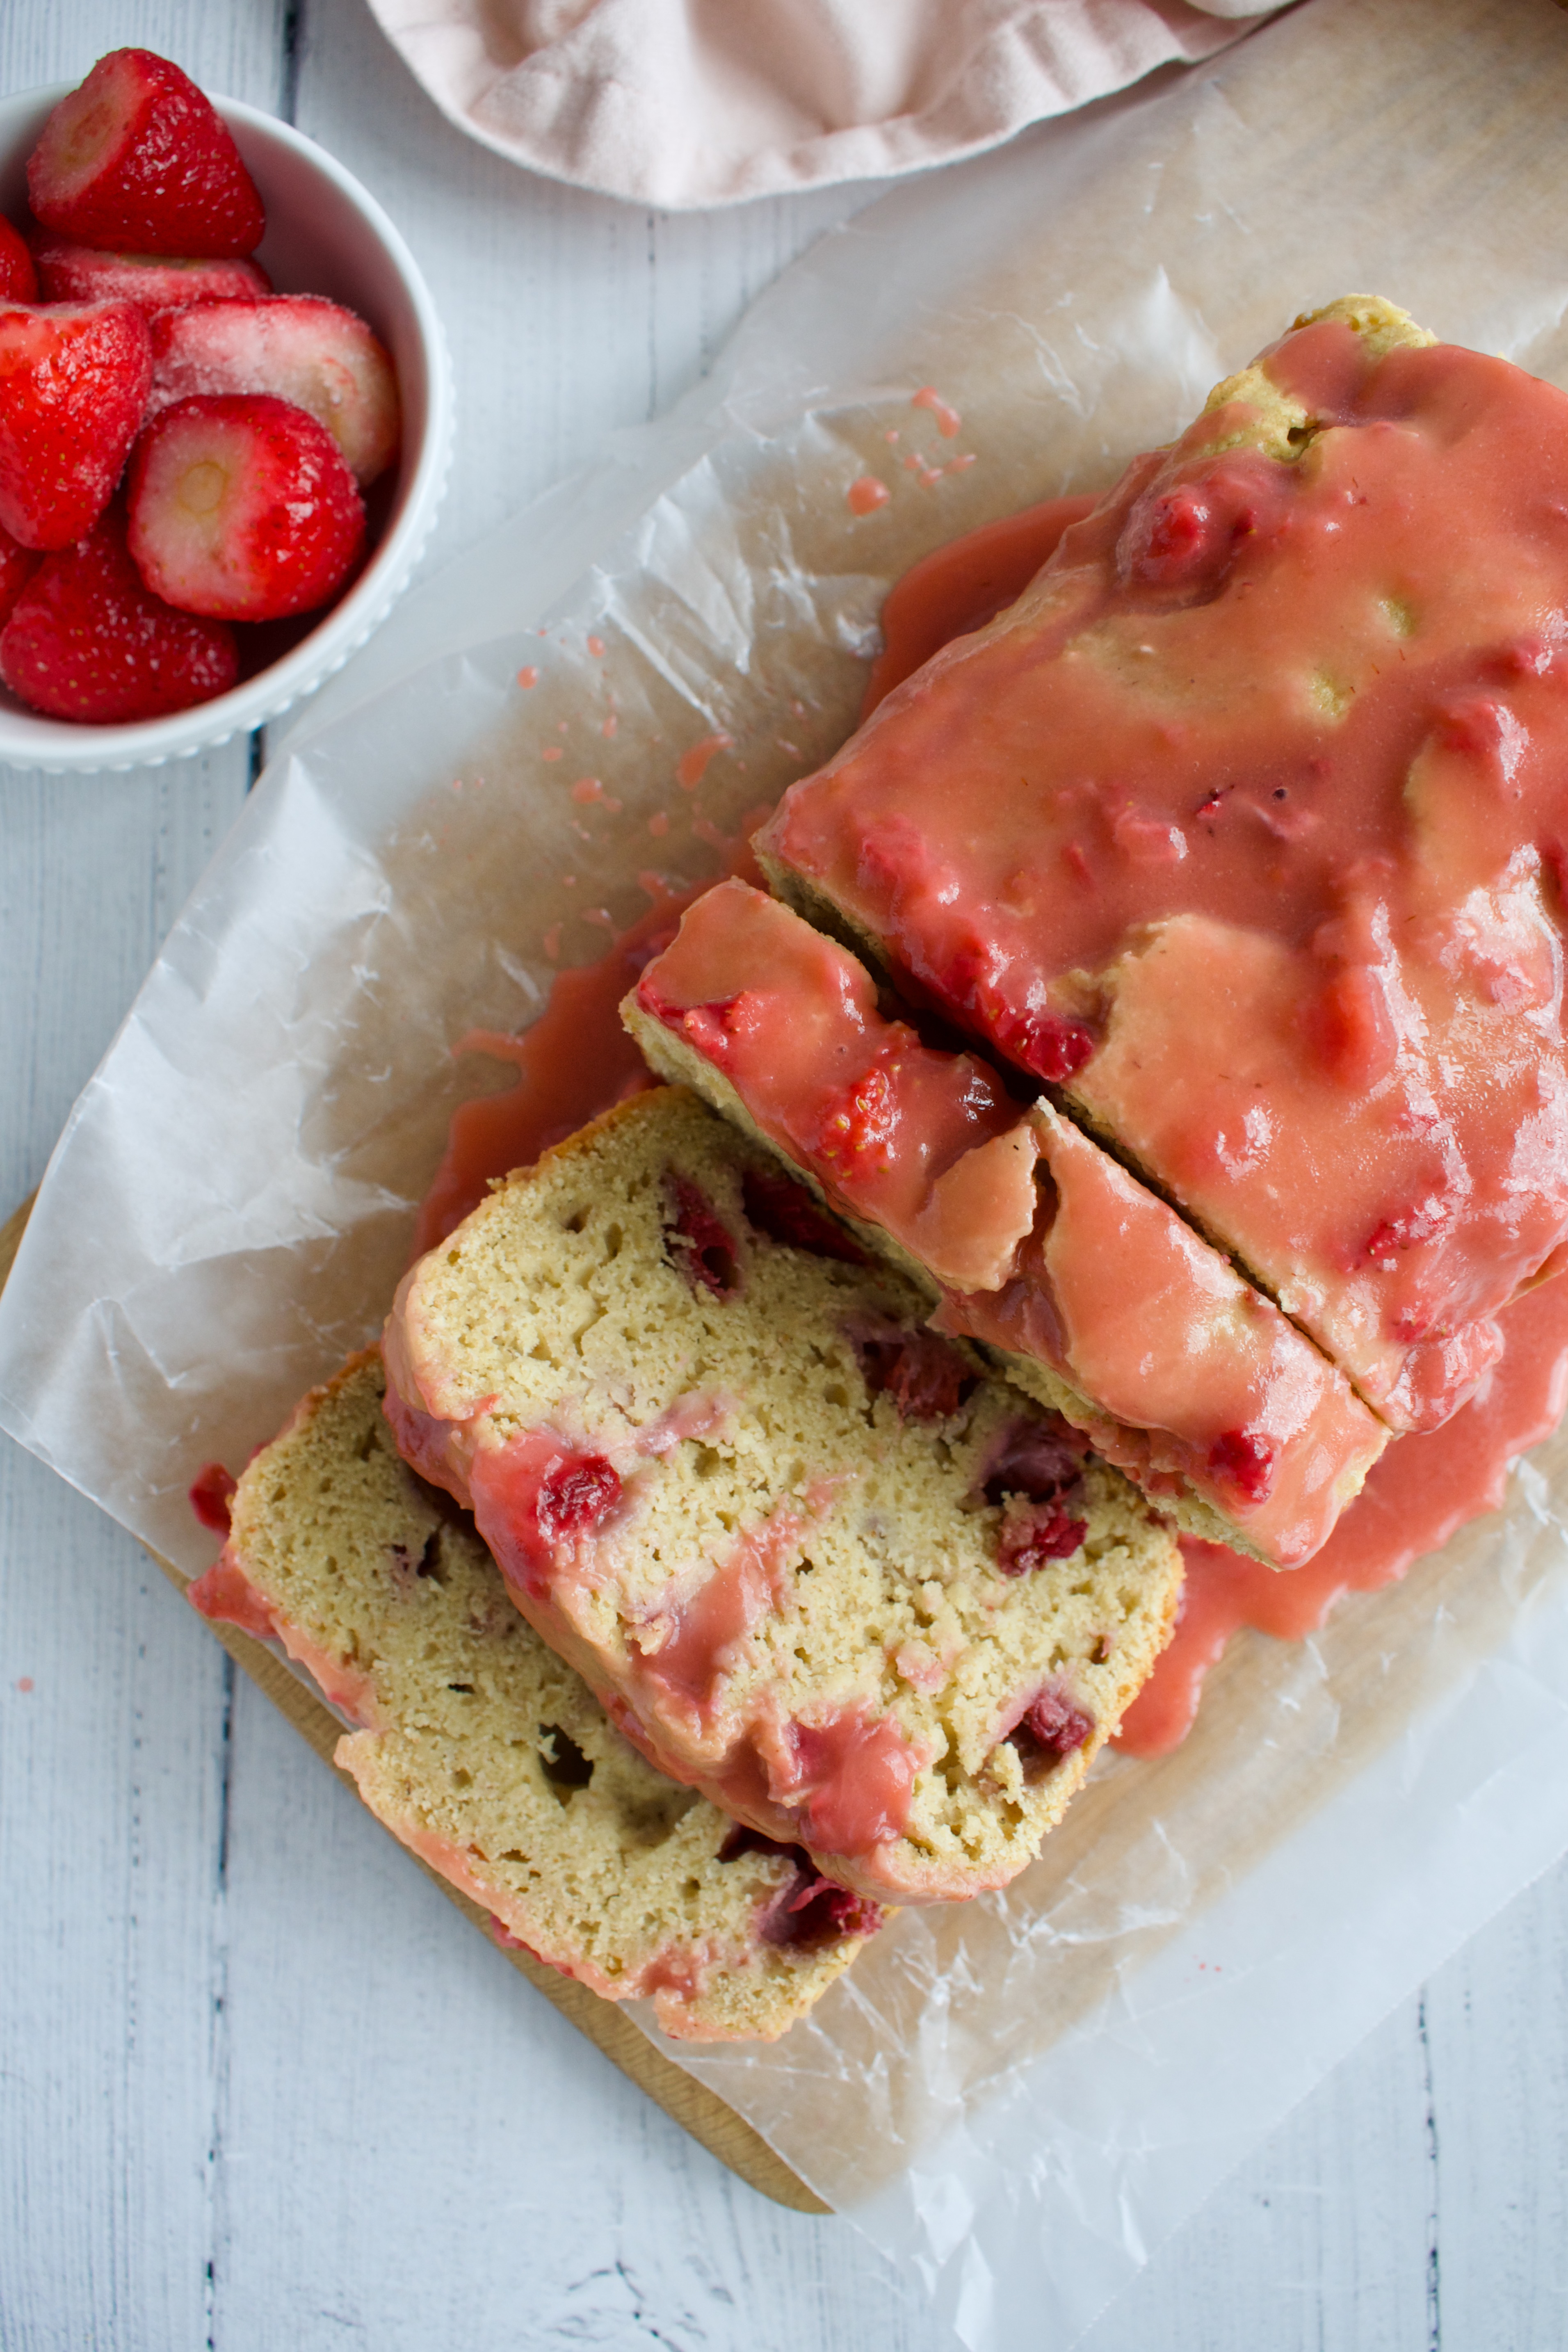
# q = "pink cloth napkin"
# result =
<box><xmin>367</xmin><ymin>0</ymin><xmax>1281</xmax><ymax>209</ymax></box>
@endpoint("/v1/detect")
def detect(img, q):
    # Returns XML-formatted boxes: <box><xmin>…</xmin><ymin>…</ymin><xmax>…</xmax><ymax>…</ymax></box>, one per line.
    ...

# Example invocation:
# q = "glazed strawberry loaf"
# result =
<box><xmin>381</xmin><ymin>1087</ymin><xmax>1183</xmax><ymax>1905</ymax></box>
<box><xmin>626</xmin><ymin>879</ymin><xmax>1386</xmax><ymax>1569</ymax></box>
<box><xmin>757</xmin><ymin>297</ymin><xmax>1568</xmax><ymax>1440</ymax></box>
<box><xmin>189</xmin><ymin>1349</ymin><xmax>878</xmax><ymax>2041</ymax></box>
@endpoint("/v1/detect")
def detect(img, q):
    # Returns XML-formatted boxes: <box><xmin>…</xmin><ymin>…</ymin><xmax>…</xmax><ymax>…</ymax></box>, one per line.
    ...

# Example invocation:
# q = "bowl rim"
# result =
<box><xmin>0</xmin><ymin>81</ymin><xmax>454</xmax><ymax>774</ymax></box>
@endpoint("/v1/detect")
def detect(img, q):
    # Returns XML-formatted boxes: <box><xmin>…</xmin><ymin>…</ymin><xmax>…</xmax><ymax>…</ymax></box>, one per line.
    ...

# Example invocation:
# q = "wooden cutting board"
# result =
<box><xmin>0</xmin><ymin>1191</ymin><xmax>825</xmax><ymax>2214</ymax></box>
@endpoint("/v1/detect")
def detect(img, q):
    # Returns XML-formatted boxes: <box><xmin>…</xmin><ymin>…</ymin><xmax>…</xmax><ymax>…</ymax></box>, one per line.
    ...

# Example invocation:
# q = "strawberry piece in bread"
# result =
<box><xmin>27</xmin><ymin>50</ymin><xmax>265</xmax><ymax>260</ymax></box>
<box><xmin>32</xmin><ymin>236</ymin><xmax>270</xmax><ymax>313</ymax></box>
<box><xmin>0</xmin><ymin>219</ymin><xmax>38</xmax><ymax>304</ymax></box>
<box><xmin>0</xmin><ymin>526</ymin><xmax>39</xmax><ymax>630</ymax></box>
<box><xmin>127</xmin><ymin>393</ymin><xmax>365</xmax><ymax>621</ymax></box>
<box><xmin>0</xmin><ymin>300</ymin><xmax>152</xmax><ymax>551</ymax></box>
<box><xmin>0</xmin><ymin>505</ymin><xmax>237</xmax><ymax>722</ymax></box>
<box><xmin>148</xmin><ymin>295</ymin><xmax>400</xmax><ymax>484</ymax></box>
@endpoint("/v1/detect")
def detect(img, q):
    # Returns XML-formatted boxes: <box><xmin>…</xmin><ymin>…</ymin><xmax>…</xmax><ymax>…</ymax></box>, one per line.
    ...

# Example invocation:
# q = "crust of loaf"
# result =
<box><xmin>386</xmin><ymin>1087</ymin><xmax>1183</xmax><ymax>1904</ymax></box>
<box><xmin>215</xmin><ymin>1350</ymin><xmax>874</xmax><ymax>2041</ymax></box>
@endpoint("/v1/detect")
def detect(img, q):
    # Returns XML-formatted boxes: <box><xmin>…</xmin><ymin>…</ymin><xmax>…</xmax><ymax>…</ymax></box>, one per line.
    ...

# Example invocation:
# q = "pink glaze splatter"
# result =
<box><xmin>676</xmin><ymin>733</ymin><xmax>733</xmax><ymax>791</ymax></box>
<box><xmin>847</xmin><ymin>476</ymin><xmax>891</xmax><ymax>516</ymax></box>
<box><xmin>516</xmin><ymin>666</ymin><xmax>538</xmax><ymax>689</ymax></box>
<box><xmin>912</xmin><ymin>386</ymin><xmax>961</xmax><ymax>438</ymax></box>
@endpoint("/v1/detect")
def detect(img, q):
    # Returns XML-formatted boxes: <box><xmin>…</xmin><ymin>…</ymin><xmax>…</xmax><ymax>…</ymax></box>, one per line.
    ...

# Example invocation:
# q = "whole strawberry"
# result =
<box><xmin>27</xmin><ymin>50</ymin><xmax>265</xmax><ymax>260</ymax></box>
<box><xmin>0</xmin><ymin>217</ymin><xmax>38</xmax><ymax>303</ymax></box>
<box><xmin>0</xmin><ymin>505</ymin><xmax>237</xmax><ymax>722</ymax></box>
<box><xmin>0</xmin><ymin>300</ymin><xmax>152</xmax><ymax>550</ymax></box>
<box><xmin>128</xmin><ymin>393</ymin><xmax>365</xmax><ymax>620</ymax></box>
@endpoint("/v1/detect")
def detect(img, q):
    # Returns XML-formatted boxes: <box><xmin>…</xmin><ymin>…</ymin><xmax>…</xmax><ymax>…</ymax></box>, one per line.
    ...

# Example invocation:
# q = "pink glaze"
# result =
<box><xmin>676</xmin><ymin>733</ymin><xmax>733</xmax><ymax>791</ymax></box>
<box><xmin>628</xmin><ymin>1503</ymin><xmax>803</xmax><ymax>1742</ymax></box>
<box><xmin>635</xmin><ymin>879</ymin><xmax>1385</xmax><ymax>1565</ymax></box>
<box><xmin>187</xmin><ymin>1556</ymin><xmax>277</xmax><ymax>1639</ymax></box>
<box><xmin>860</xmin><ymin>492</ymin><xmax>1097</xmax><ymax>718</ymax></box>
<box><xmin>751</xmin><ymin>1699</ymin><xmax>930</xmax><ymax>1857</ymax></box>
<box><xmin>186</xmin><ymin>1555</ymin><xmax>377</xmax><ymax>1724</ymax></box>
<box><xmin>912</xmin><ymin>386</ymin><xmax>962</xmax><ymax>439</ymax></box>
<box><xmin>759</xmin><ymin>321</ymin><xmax>1568</xmax><ymax>1433</ymax></box>
<box><xmin>1118</xmin><ymin>1275</ymin><xmax>1568</xmax><ymax>1755</ymax></box>
<box><xmin>848</xmin><ymin>475</ymin><xmax>891</xmax><ymax>516</ymax></box>
<box><xmin>943</xmin><ymin>1104</ymin><xmax>1386</xmax><ymax>1566</ymax></box>
<box><xmin>634</xmin><ymin>878</ymin><xmax>1034</xmax><ymax>1292</ymax></box>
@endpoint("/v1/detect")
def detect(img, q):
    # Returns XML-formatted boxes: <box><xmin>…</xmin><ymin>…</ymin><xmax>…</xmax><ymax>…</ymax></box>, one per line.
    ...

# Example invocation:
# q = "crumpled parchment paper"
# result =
<box><xmin>6</xmin><ymin>2</ymin><xmax>1568</xmax><ymax>2344</ymax></box>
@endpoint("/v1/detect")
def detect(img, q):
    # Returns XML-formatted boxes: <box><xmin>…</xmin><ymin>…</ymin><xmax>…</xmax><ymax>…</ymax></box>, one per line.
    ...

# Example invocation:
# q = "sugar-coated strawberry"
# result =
<box><xmin>0</xmin><ymin>301</ymin><xmax>153</xmax><ymax>550</ymax></box>
<box><xmin>148</xmin><ymin>295</ymin><xmax>400</xmax><ymax>484</ymax></box>
<box><xmin>32</xmin><ymin>235</ymin><xmax>270</xmax><ymax>313</ymax></box>
<box><xmin>0</xmin><ymin>523</ymin><xmax>39</xmax><ymax>626</ymax></box>
<box><xmin>0</xmin><ymin>505</ymin><xmax>237</xmax><ymax>722</ymax></box>
<box><xmin>127</xmin><ymin>393</ymin><xmax>365</xmax><ymax>621</ymax></box>
<box><xmin>27</xmin><ymin>50</ymin><xmax>265</xmax><ymax>259</ymax></box>
<box><xmin>0</xmin><ymin>217</ymin><xmax>38</xmax><ymax>303</ymax></box>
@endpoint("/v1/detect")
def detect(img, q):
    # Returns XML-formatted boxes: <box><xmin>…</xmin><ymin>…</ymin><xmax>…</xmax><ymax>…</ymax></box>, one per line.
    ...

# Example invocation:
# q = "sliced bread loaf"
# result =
<box><xmin>755</xmin><ymin>298</ymin><xmax>1568</xmax><ymax>1436</ymax></box>
<box><xmin>381</xmin><ymin>1085</ymin><xmax>1183</xmax><ymax>1904</ymax></box>
<box><xmin>187</xmin><ymin>1350</ymin><xmax>879</xmax><ymax>2041</ymax></box>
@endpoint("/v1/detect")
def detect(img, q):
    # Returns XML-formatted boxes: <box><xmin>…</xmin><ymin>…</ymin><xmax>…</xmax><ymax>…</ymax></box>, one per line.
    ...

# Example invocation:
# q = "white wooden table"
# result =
<box><xmin>3</xmin><ymin>7</ymin><xmax>1567</xmax><ymax>2347</ymax></box>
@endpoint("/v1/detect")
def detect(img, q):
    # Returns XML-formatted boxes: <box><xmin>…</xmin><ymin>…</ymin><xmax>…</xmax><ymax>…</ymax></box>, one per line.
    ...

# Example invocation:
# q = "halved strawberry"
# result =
<box><xmin>0</xmin><ymin>505</ymin><xmax>237</xmax><ymax>722</ymax></box>
<box><xmin>32</xmin><ymin>236</ymin><xmax>270</xmax><ymax>313</ymax></box>
<box><xmin>0</xmin><ymin>523</ymin><xmax>39</xmax><ymax>626</ymax></box>
<box><xmin>0</xmin><ymin>218</ymin><xmax>38</xmax><ymax>303</ymax></box>
<box><xmin>148</xmin><ymin>295</ymin><xmax>400</xmax><ymax>484</ymax></box>
<box><xmin>127</xmin><ymin>393</ymin><xmax>365</xmax><ymax>621</ymax></box>
<box><xmin>0</xmin><ymin>300</ymin><xmax>153</xmax><ymax>550</ymax></box>
<box><xmin>27</xmin><ymin>50</ymin><xmax>265</xmax><ymax>259</ymax></box>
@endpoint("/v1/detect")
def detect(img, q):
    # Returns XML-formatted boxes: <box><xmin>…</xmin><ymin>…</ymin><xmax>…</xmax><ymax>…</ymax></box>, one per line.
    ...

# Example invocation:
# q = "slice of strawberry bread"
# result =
<box><xmin>625</xmin><ymin>879</ymin><xmax>1387</xmax><ymax>1569</ymax></box>
<box><xmin>381</xmin><ymin>1087</ymin><xmax>1183</xmax><ymax>1906</ymax></box>
<box><xmin>188</xmin><ymin>1349</ymin><xmax>877</xmax><ymax>2041</ymax></box>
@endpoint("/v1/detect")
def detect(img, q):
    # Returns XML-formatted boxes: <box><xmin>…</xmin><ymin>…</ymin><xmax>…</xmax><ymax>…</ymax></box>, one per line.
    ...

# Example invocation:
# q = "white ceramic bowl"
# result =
<box><xmin>0</xmin><ymin>82</ymin><xmax>453</xmax><ymax>772</ymax></box>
